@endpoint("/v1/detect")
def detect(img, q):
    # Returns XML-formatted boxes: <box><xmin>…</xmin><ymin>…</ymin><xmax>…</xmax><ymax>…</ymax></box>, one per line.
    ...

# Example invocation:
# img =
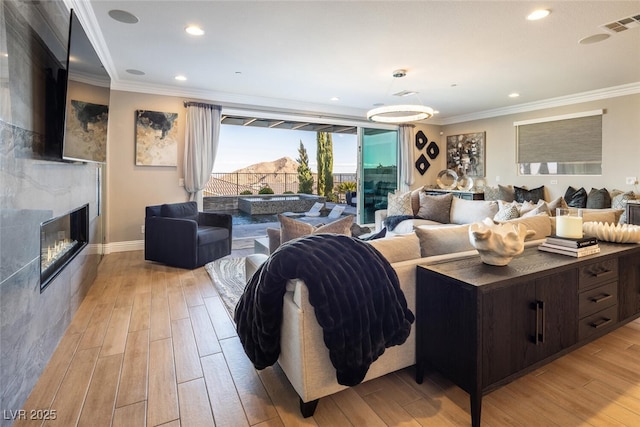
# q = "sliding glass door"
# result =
<box><xmin>359</xmin><ymin>128</ymin><xmax>398</xmax><ymax>224</ymax></box>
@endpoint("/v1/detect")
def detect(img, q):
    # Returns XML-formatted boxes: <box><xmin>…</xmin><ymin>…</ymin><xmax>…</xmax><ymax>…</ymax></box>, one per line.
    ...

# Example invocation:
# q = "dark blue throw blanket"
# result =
<box><xmin>234</xmin><ymin>234</ymin><xmax>414</xmax><ymax>386</ymax></box>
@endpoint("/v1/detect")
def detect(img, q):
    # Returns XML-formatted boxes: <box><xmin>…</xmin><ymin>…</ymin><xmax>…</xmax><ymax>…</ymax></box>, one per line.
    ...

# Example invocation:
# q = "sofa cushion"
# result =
<box><xmin>580</xmin><ymin>208</ymin><xmax>624</xmax><ymax>225</ymax></box>
<box><xmin>514</xmin><ymin>185</ymin><xmax>545</xmax><ymax>203</ymax></box>
<box><xmin>414</xmin><ymin>224</ymin><xmax>474</xmax><ymax>257</ymax></box>
<box><xmin>160</xmin><ymin>201</ymin><xmax>199</xmax><ymax>221</ymax></box>
<box><xmin>279</xmin><ymin>214</ymin><xmax>353</xmax><ymax>245</ymax></box>
<box><xmin>197</xmin><ymin>226</ymin><xmax>229</xmax><ymax>245</ymax></box>
<box><xmin>500</xmin><ymin>213</ymin><xmax>552</xmax><ymax>240</ymax></box>
<box><xmin>586</xmin><ymin>187</ymin><xmax>612</xmax><ymax>209</ymax></box>
<box><xmin>367</xmin><ymin>233</ymin><xmax>421</xmax><ymax>263</ymax></box>
<box><xmin>387</xmin><ymin>190</ymin><xmax>413</xmax><ymax>216</ymax></box>
<box><xmin>612</xmin><ymin>191</ymin><xmax>637</xmax><ymax>224</ymax></box>
<box><xmin>450</xmin><ymin>198</ymin><xmax>498</xmax><ymax>225</ymax></box>
<box><xmin>564</xmin><ymin>186</ymin><xmax>587</xmax><ymax>208</ymax></box>
<box><xmin>417</xmin><ymin>192</ymin><xmax>453</xmax><ymax>223</ymax></box>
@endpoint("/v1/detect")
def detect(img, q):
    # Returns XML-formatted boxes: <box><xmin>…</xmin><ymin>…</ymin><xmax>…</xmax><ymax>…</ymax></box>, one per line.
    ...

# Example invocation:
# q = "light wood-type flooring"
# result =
<box><xmin>16</xmin><ymin>247</ymin><xmax>640</xmax><ymax>426</ymax></box>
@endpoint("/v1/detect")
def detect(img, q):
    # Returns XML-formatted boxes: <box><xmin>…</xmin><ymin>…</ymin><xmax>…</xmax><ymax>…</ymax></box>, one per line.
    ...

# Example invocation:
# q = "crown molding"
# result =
<box><xmin>112</xmin><ymin>80</ymin><xmax>368</xmax><ymax>121</ymax></box>
<box><xmin>438</xmin><ymin>82</ymin><xmax>640</xmax><ymax>125</ymax></box>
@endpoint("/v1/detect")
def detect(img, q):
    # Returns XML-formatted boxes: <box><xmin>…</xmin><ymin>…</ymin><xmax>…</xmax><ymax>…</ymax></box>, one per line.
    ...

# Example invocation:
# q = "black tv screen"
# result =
<box><xmin>62</xmin><ymin>10</ymin><xmax>110</xmax><ymax>164</ymax></box>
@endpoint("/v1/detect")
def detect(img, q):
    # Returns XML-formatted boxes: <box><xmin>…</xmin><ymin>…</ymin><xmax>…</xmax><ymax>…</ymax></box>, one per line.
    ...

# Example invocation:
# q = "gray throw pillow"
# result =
<box><xmin>514</xmin><ymin>185</ymin><xmax>545</xmax><ymax>203</ymax></box>
<box><xmin>417</xmin><ymin>192</ymin><xmax>453</xmax><ymax>223</ymax></box>
<box><xmin>586</xmin><ymin>187</ymin><xmax>612</xmax><ymax>209</ymax></box>
<box><xmin>564</xmin><ymin>186</ymin><xmax>587</xmax><ymax>208</ymax></box>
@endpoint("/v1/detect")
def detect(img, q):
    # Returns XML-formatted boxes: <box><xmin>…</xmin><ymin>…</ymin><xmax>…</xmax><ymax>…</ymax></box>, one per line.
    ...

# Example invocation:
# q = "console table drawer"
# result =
<box><xmin>579</xmin><ymin>305</ymin><xmax>618</xmax><ymax>341</ymax></box>
<box><xmin>578</xmin><ymin>258</ymin><xmax>618</xmax><ymax>290</ymax></box>
<box><xmin>578</xmin><ymin>281</ymin><xmax>618</xmax><ymax>318</ymax></box>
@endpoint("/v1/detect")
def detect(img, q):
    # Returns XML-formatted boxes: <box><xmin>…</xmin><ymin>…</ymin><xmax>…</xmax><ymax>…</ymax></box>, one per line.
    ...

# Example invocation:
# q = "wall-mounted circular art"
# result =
<box><xmin>415</xmin><ymin>131</ymin><xmax>428</xmax><ymax>150</ymax></box>
<box><xmin>415</xmin><ymin>154</ymin><xmax>430</xmax><ymax>175</ymax></box>
<box><xmin>426</xmin><ymin>141</ymin><xmax>439</xmax><ymax>159</ymax></box>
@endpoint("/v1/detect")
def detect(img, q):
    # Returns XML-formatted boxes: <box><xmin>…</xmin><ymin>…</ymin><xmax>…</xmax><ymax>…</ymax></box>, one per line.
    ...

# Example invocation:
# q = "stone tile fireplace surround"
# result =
<box><xmin>0</xmin><ymin>1</ymin><xmax>103</xmax><ymax>422</ymax></box>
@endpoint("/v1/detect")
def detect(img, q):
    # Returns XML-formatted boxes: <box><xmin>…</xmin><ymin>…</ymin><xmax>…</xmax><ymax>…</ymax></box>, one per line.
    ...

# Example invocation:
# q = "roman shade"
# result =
<box><xmin>515</xmin><ymin>111</ymin><xmax>602</xmax><ymax>164</ymax></box>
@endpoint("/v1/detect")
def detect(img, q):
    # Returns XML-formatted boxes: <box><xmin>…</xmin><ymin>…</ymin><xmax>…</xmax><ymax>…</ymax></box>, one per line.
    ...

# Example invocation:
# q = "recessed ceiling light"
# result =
<box><xmin>527</xmin><ymin>9</ymin><xmax>550</xmax><ymax>21</ymax></box>
<box><xmin>433</xmin><ymin>110</ymin><xmax>440</xmax><ymax>115</ymax></box>
<box><xmin>185</xmin><ymin>25</ymin><xmax>204</xmax><ymax>36</ymax></box>
<box><xmin>126</xmin><ymin>69</ymin><xmax>146</xmax><ymax>76</ymax></box>
<box><xmin>509</xmin><ymin>92</ymin><xmax>520</xmax><ymax>98</ymax></box>
<box><xmin>108</xmin><ymin>10</ymin><xmax>139</xmax><ymax>24</ymax></box>
<box><xmin>330</xmin><ymin>97</ymin><xmax>340</xmax><ymax>102</ymax></box>
<box><xmin>175</xmin><ymin>75</ymin><xmax>187</xmax><ymax>81</ymax></box>
<box><xmin>579</xmin><ymin>33</ymin><xmax>611</xmax><ymax>44</ymax></box>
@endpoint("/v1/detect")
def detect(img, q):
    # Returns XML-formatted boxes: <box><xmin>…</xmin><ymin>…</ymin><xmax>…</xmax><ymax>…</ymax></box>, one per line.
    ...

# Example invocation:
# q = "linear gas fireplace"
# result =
<box><xmin>40</xmin><ymin>204</ymin><xmax>89</xmax><ymax>292</ymax></box>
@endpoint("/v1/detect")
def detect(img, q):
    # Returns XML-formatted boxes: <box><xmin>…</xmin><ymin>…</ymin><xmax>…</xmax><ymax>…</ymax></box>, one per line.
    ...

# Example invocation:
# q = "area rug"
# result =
<box><xmin>205</xmin><ymin>257</ymin><xmax>246</xmax><ymax>319</ymax></box>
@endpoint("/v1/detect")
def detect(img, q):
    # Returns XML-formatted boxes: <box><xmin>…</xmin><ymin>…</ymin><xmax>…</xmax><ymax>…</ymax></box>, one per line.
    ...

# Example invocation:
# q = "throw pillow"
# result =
<box><xmin>546</xmin><ymin>196</ymin><xmax>568</xmax><ymax>215</ymax></box>
<box><xmin>414</xmin><ymin>224</ymin><xmax>474</xmax><ymax>257</ymax></box>
<box><xmin>266</xmin><ymin>227</ymin><xmax>281</xmax><ymax>254</ymax></box>
<box><xmin>449</xmin><ymin>198</ymin><xmax>499</xmax><ymax>225</ymax></box>
<box><xmin>410</xmin><ymin>188</ymin><xmax>423</xmax><ymax>216</ymax></box>
<box><xmin>387</xmin><ymin>190</ymin><xmax>413</xmax><ymax>216</ymax></box>
<box><xmin>514</xmin><ymin>185</ymin><xmax>545</xmax><ymax>203</ymax></box>
<box><xmin>580</xmin><ymin>208</ymin><xmax>624</xmax><ymax>225</ymax></box>
<box><xmin>521</xmin><ymin>200</ymin><xmax>551</xmax><ymax>217</ymax></box>
<box><xmin>493</xmin><ymin>201</ymin><xmax>520</xmax><ymax>221</ymax></box>
<box><xmin>367</xmin><ymin>233</ymin><xmax>421</xmax><ymax>263</ymax></box>
<box><xmin>417</xmin><ymin>192</ymin><xmax>453</xmax><ymax>223</ymax></box>
<box><xmin>483</xmin><ymin>185</ymin><xmax>515</xmax><ymax>202</ymax></box>
<box><xmin>278</xmin><ymin>214</ymin><xmax>354</xmax><ymax>246</ymax></box>
<box><xmin>498</xmin><ymin>213</ymin><xmax>552</xmax><ymax>240</ymax></box>
<box><xmin>564</xmin><ymin>186</ymin><xmax>587</xmax><ymax>208</ymax></box>
<box><xmin>586</xmin><ymin>187</ymin><xmax>612</xmax><ymax>209</ymax></box>
<box><xmin>612</xmin><ymin>191</ymin><xmax>636</xmax><ymax>224</ymax></box>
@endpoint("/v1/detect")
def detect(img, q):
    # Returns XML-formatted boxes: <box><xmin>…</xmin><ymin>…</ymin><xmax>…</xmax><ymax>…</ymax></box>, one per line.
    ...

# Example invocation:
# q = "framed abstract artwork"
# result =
<box><xmin>135</xmin><ymin>110</ymin><xmax>178</xmax><ymax>166</ymax></box>
<box><xmin>446</xmin><ymin>131</ymin><xmax>486</xmax><ymax>177</ymax></box>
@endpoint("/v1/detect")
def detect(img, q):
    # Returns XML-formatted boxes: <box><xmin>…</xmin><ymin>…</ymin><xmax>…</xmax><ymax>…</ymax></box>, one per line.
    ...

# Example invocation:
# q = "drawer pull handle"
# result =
<box><xmin>590</xmin><ymin>318</ymin><xmax>613</xmax><ymax>329</ymax></box>
<box><xmin>590</xmin><ymin>294</ymin><xmax>613</xmax><ymax>304</ymax></box>
<box><xmin>591</xmin><ymin>269</ymin><xmax>612</xmax><ymax>277</ymax></box>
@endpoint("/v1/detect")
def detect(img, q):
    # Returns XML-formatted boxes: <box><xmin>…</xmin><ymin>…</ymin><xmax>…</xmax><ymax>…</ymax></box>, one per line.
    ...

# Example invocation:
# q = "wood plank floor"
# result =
<box><xmin>16</xmin><ymin>248</ymin><xmax>640</xmax><ymax>426</ymax></box>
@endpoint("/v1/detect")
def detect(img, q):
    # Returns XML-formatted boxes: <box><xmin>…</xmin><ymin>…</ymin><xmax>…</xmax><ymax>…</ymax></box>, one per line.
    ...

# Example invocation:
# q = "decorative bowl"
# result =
<box><xmin>469</xmin><ymin>218</ymin><xmax>535</xmax><ymax>266</ymax></box>
<box><xmin>436</xmin><ymin>169</ymin><xmax>458</xmax><ymax>190</ymax></box>
<box><xmin>457</xmin><ymin>175</ymin><xmax>474</xmax><ymax>191</ymax></box>
<box><xmin>583</xmin><ymin>221</ymin><xmax>640</xmax><ymax>244</ymax></box>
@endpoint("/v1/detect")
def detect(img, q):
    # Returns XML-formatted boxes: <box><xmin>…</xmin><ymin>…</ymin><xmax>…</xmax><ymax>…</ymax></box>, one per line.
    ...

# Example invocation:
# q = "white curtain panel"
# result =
<box><xmin>184</xmin><ymin>103</ymin><xmax>221</xmax><ymax>205</ymax></box>
<box><xmin>398</xmin><ymin>124</ymin><xmax>415</xmax><ymax>193</ymax></box>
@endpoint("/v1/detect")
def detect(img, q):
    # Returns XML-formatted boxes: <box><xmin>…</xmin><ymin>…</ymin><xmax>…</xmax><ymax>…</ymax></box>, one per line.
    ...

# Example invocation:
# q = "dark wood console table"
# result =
<box><xmin>416</xmin><ymin>243</ymin><xmax>640</xmax><ymax>427</ymax></box>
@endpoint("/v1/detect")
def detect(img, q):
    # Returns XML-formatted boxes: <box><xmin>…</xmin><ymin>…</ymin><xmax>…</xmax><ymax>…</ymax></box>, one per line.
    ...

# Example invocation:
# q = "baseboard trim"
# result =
<box><xmin>104</xmin><ymin>240</ymin><xmax>144</xmax><ymax>254</ymax></box>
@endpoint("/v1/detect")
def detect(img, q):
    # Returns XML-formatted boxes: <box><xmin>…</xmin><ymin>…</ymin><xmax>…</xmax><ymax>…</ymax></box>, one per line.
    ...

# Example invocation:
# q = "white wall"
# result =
<box><xmin>105</xmin><ymin>91</ymin><xmax>640</xmax><ymax>245</ymax></box>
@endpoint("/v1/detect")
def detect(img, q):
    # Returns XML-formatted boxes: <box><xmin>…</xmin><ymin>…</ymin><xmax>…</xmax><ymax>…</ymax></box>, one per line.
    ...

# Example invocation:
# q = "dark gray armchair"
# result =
<box><xmin>145</xmin><ymin>201</ymin><xmax>232</xmax><ymax>269</ymax></box>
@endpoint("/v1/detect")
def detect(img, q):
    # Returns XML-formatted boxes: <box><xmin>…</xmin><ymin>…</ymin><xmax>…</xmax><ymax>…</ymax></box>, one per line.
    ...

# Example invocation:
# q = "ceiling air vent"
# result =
<box><xmin>601</xmin><ymin>14</ymin><xmax>640</xmax><ymax>33</ymax></box>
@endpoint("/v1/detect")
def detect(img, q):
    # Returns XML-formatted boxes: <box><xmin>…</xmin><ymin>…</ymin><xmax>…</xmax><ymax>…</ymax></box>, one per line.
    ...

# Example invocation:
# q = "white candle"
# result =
<box><xmin>556</xmin><ymin>215</ymin><xmax>583</xmax><ymax>239</ymax></box>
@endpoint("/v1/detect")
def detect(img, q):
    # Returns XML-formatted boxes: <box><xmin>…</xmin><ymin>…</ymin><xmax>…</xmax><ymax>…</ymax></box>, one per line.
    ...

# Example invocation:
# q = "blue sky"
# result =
<box><xmin>214</xmin><ymin>125</ymin><xmax>358</xmax><ymax>173</ymax></box>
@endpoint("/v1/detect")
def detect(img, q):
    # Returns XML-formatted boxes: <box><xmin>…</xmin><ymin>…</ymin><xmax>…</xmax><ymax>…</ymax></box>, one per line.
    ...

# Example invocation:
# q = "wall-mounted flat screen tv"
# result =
<box><xmin>61</xmin><ymin>9</ymin><xmax>110</xmax><ymax>164</ymax></box>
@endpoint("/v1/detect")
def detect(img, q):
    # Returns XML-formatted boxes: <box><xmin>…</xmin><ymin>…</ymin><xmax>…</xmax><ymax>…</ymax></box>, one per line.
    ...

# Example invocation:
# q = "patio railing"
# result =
<box><xmin>203</xmin><ymin>172</ymin><xmax>356</xmax><ymax>196</ymax></box>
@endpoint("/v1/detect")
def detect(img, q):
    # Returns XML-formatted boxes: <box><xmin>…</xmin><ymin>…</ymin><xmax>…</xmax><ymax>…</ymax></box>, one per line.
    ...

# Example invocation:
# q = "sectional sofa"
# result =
<box><xmin>244</xmin><ymin>198</ymin><xmax>555</xmax><ymax>416</ymax></box>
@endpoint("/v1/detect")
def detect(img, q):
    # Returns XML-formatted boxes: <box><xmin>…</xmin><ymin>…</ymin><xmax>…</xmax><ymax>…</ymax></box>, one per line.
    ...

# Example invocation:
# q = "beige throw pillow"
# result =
<box><xmin>387</xmin><ymin>190</ymin><xmax>413</xmax><ymax>216</ymax></box>
<box><xmin>414</xmin><ymin>224</ymin><xmax>474</xmax><ymax>257</ymax></box>
<box><xmin>278</xmin><ymin>214</ymin><xmax>354</xmax><ymax>246</ymax></box>
<box><xmin>449</xmin><ymin>198</ymin><xmax>499</xmax><ymax>224</ymax></box>
<box><xmin>417</xmin><ymin>192</ymin><xmax>453</xmax><ymax>223</ymax></box>
<box><xmin>367</xmin><ymin>233</ymin><xmax>421</xmax><ymax>263</ymax></box>
<box><xmin>500</xmin><ymin>213</ymin><xmax>552</xmax><ymax>240</ymax></box>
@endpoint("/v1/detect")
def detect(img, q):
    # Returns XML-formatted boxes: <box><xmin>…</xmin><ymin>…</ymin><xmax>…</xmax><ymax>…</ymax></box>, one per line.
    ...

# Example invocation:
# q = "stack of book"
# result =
<box><xmin>538</xmin><ymin>235</ymin><xmax>600</xmax><ymax>257</ymax></box>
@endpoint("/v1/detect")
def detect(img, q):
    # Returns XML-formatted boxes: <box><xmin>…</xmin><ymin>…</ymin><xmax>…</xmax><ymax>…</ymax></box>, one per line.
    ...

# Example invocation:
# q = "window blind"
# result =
<box><xmin>516</xmin><ymin>113</ymin><xmax>602</xmax><ymax>164</ymax></box>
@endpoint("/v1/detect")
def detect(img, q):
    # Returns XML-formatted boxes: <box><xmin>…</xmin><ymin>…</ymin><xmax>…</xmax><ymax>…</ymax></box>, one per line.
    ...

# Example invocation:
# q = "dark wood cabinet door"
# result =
<box><xmin>534</xmin><ymin>270</ymin><xmax>578</xmax><ymax>360</ymax></box>
<box><xmin>482</xmin><ymin>271</ymin><xmax>578</xmax><ymax>386</ymax></box>
<box><xmin>619</xmin><ymin>253</ymin><xmax>640</xmax><ymax>319</ymax></box>
<box><xmin>482</xmin><ymin>280</ymin><xmax>537</xmax><ymax>385</ymax></box>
